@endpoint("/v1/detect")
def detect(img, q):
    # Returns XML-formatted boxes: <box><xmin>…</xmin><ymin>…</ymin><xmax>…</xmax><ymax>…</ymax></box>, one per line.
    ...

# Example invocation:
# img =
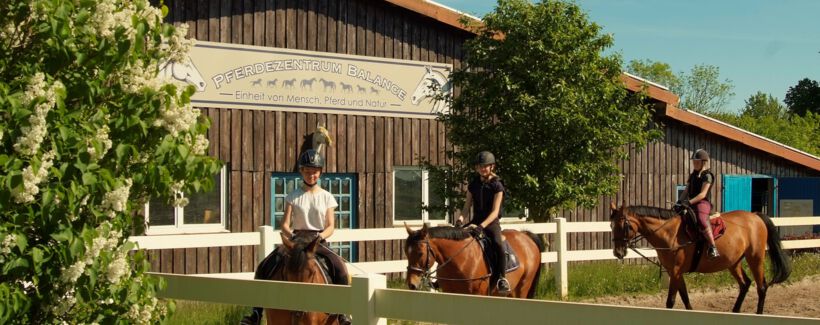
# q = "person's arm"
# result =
<box><xmin>457</xmin><ymin>191</ymin><xmax>473</xmax><ymax>225</ymax></box>
<box><xmin>479</xmin><ymin>191</ymin><xmax>504</xmax><ymax>228</ymax></box>
<box><xmin>319</xmin><ymin>207</ymin><xmax>336</xmax><ymax>240</ymax></box>
<box><xmin>281</xmin><ymin>202</ymin><xmax>293</xmax><ymax>238</ymax></box>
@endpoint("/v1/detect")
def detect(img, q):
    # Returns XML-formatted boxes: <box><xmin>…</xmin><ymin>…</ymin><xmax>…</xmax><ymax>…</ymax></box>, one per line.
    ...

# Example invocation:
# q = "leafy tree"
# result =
<box><xmin>784</xmin><ymin>78</ymin><xmax>820</xmax><ymax>116</ymax></box>
<box><xmin>740</xmin><ymin>91</ymin><xmax>786</xmax><ymax>119</ymax></box>
<box><xmin>677</xmin><ymin>64</ymin><xmax>735</xmax><ymax>114</ymax></box>
<box><xmin>427</xmin><ymin>0</ymin><xmax>660</xmax><ymax>221</ymax></box>
<box><xmin>625</xmin><ymin>59</ymin><xmax>681</xmax><ymax>91</ymax></box>
<box><xmin>0</xmin><ymin>0</ymin><xmax>220</xmax><ymax>323</ymax></box>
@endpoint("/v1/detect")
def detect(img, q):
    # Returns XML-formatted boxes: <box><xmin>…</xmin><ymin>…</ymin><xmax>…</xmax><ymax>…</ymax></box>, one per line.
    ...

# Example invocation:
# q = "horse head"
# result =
<box><xmin>404</xmin><ymin>223</ymin><xmax>434</xmax><ymax>291</ymax></box>
<box><xmin>410</xmin><ymin>66</ymin><xmax>450</xmax><ymax>107</ymax></box>
<box><xmin>609</xmin><ymin>201</ymin><xmax>637</xmax><ymax>259</ymax></box>
<box><xmin>279</xmin><ymin>233</ymin><xmax>323</xmax><ymax>282</ymax></box>
<box><xmin>159</xmin><ymin>56</ymin><xmax>207</xmax><ymax>92</ymax></box>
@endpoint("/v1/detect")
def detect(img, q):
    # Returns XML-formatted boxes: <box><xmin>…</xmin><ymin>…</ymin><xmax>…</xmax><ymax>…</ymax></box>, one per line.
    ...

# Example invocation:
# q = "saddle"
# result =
<box><xmin>255</xmin><ymin>247</ymin><xmax>332</xmax><ymax>284</ymax></box>
<box><xmin>678</xmin><ymin>207</ymin><xmax>727</xmax><ymax>272</ymax></box>
<box><xmin>477</xmin><ymin>236</ymin><xmax>520</xmax><ymax>274</ymax></box>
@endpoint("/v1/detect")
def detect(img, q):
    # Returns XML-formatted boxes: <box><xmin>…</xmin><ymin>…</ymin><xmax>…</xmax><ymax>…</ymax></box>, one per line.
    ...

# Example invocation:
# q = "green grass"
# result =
<box><xmin>167</xmin><ymin>253</ymin><xmax>820</xmax><ymax>323</ymax></box>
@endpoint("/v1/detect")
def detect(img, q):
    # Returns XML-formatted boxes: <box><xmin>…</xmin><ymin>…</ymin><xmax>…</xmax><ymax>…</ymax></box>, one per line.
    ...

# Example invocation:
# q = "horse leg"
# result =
<box><xmin>749</xmin><ymin>257</ymin><xmax>768</xmax><ymax>314</ymax></box>
<box><xmin>728</xmin><ymin>263</ymin><xmax>752</xmax><ymax>313</ymax></box>
<box><xmin>666</xmin><ymin>274</ymin><xmax>681</xmax><ymax>309</ymax></box>
<box><xmin>677</xmin><ymin>277</ymin><xmax>693</xmax><ymax>310</ymax></box>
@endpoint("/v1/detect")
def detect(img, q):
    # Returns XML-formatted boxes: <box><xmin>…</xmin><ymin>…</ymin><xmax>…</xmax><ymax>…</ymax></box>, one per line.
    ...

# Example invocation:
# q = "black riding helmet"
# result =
<box><xmin>298</xmin><ymin>149</ymin><xmax>324</xmax><ymax>169</ymax></box>
<box><xmin>474</xmin><ymin>151</ymin><xmax>496</xmax><ymax>165</ymax></box>
<box><xmin>691</xmin><ymin>149</ymin><xmax>709</xmax><ymax>161</ymax></box>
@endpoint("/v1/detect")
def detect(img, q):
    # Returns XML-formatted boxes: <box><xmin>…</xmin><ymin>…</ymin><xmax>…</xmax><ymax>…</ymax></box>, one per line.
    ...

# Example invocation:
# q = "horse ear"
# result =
<box><xmin>404</xmin><ymin>222</ymin><xmax>415</xmax><ymax>235</ymax></box>
<box><xmin>281</xmin><ymin>233</ymin><xmax>294</xmax><ymax>250</ymax></box>
<box><xmin>610</xmin><ymin>201</ymin><xmax>617</xmax><ymax>210</ymax></box>
<box><xmin>306</xmin><ymin>236</ymin><xmax>321</xmax><ymax>254</ymax></box>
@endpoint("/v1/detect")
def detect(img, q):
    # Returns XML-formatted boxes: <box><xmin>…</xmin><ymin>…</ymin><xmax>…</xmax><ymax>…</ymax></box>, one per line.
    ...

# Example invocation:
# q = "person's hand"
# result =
<box><xmin>467</xmin><ymin>224</ymin><xmax>483</xmax><ymax>237</ymax></box>
<box><xmin>455</xmin><ymin>216</ymin><xmax>465</xmax><ymax>227</ymax></box>
<box><xmin>675</xmin><ymin>199</ymin><xmax>690</xmax><ymax>207</ymax></box>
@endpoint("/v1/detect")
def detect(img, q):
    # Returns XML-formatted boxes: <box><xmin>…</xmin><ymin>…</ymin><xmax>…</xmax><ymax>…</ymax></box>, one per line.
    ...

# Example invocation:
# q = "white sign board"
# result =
<box><xmin>160</xmin><ymin>41</ymin><xmax>452</xmax><ymax>118</ymax></box>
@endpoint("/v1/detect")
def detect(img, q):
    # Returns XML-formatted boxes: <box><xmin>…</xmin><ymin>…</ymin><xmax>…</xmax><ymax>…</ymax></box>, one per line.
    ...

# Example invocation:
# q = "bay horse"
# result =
<box><xmin>404</xmin><ymin>223</ymin><xmax>544</xmax><ymax>298</ymax></box>
<box><xmin>609</xmin><ymin>202</ymin><xmax>791</xmax><ymax>314</ymax></box>
<box><xmin>265</xmin><ymin>234</ymin><xmax>344</xmax><ymax>325</ymax></box>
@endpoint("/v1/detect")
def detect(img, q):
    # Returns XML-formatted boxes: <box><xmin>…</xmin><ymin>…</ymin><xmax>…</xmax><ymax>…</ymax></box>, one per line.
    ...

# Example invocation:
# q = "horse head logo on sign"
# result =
<box><xmin>158</xmin><ymin>55</ymin><xmax>207</xmax><ymax>92</ymax></box>
<box><xmin>410</xmin><ymin>66</ymin><xmax>452</xmax><ymax>114</ymax></box>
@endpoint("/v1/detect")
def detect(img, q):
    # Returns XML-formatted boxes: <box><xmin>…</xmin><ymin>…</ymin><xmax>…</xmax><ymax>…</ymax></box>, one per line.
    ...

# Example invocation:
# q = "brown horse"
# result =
<box><xmin>609</xmin><ymin>202</ymin><xmax>791</xmax><ymax>314</ymax></box>
<box><xmin>404</xmin><ymin>223</ymin><xmax>545</xmax><ymax>297</ymax></box>
<box><xmin>265</xmin><ymin>234</ymin><xmax>343</xmax><ymax>325</ymax></box>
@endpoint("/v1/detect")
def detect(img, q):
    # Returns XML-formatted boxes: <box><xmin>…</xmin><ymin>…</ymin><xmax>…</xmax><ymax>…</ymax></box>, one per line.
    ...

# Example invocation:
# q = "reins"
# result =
<box><xmin>613</xmin><ymin>211</ymin><xmax>695</xmax><ymax>275</ymax></box>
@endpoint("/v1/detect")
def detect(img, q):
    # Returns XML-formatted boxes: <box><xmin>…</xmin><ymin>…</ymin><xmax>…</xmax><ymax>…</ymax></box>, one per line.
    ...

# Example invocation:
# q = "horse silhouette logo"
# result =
<box><xmin>340</xmin><ymin>82</ymin><xmax>353</xmax><ymax>93</ymax></box>
<box><xmin>158</xmin><ymin>56</ymin><xmax>207</xmax><ymax>92</ymax></box>
<box><xmin>319</xmin><ymin>78</ymin><xmax>336</xmax><ymax>92</ymax></box>
<box><xmin>251</xmin><ymin>78</ymin><xmax>262</xmax><ymax>86</ymax></box>
<box><xmin>300</xmin><ymin>78</ymin><xmax>318</xmax><ymax>90</ymax></box>
<box><xmin>267</xmin><ymin>79</ymin><xmax>278</xmax><ymax>87</ymax></box>
<box><xmin>356</xmin><ymin>85</ymin><xmax>367</xmax><ymax>94</ymax></box>
<box><xmin>283</xmin><ymin>78</ymin><xmax>297</xmax><ymax>89</ymax></box>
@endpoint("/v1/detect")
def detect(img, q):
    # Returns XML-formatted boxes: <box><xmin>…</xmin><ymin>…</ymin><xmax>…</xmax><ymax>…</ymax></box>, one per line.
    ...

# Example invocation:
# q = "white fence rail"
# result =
<box><xmin>130</xmin><ymin>217</ymin><xmax>820</xmax><ymax>300</ymax></box>
<box><xmin>153</xmin><ymin>272</ymin><xmax>819</xmax><ymax>325</ymax></box>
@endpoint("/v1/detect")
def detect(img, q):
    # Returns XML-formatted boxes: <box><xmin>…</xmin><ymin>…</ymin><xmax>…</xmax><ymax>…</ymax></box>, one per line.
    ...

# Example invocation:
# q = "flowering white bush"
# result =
<box><xmin>0</xmin><ymin>0</ymin><xmax>221</xmax><ymax>323</ymax></box>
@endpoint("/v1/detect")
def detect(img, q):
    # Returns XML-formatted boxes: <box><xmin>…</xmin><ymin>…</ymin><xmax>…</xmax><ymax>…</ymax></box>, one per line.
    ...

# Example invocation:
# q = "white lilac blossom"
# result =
<box><xmin>12</xmin><ymin>150</ymin><xmax>55</xmax><ymax>204</ymax></box>
<box><xmin>127</xmin><ymin>297</ymin><xmax>161</xmax><ymax>325</ymax></box>
<box><xmin>105</xmin><ymin>252</ymin><xmax>129</xmax><ymax>284</ymax></box>
<box><xmin>162</xmin><ymin>23</ymin><xmax>195</xmax><ymax>63</ymax></box>
<box><xmin>87</xmin><ymin>125</ymin><xmax>113</xmax><ymax>160</ymax></box>
<box><xmin>14</xmin><ymin>74</ymin><xmax>63</xmax><ymax>157</ymax></box>
<box><xmin>0</xmin><ymin>234</ymin><xmax>16</xmax><ymax>263</ymax></box>
<box><xmin>153</xmin><ymin>95</ymin><xmax>199</xmax><ymax>137</ymax></box>
<box><xmin>60</xmin><ymin>260</ymin><xmax>86</xmax><ymax>284</ymax></box>
<box><xmin>100</xmin><ymin>179</ymin><xmax>132</xmax><ymax>218</ymax></box>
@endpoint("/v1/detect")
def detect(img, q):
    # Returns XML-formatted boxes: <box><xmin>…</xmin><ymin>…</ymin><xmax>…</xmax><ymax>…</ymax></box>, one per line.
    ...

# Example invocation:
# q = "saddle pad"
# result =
<box><xmin>685</xmin><ymin>217</ymin><xmax>726</xmax><ymax>241</ymax></box>
<box><xmin>478</xmin><ymin>237</ymin><xmax>520</xmax><ymax>273</ymax></box>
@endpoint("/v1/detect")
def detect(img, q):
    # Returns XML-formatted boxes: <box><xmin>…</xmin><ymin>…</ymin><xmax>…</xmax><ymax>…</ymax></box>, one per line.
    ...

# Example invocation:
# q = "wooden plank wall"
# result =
<box><xmin>149</xmin><ymin>0</ymin><xmax>468</xmax><ymax>274</ymax></box>
<box><xmin>561</xmin><ymin>118</ymin><xmax>818</xmax><ymax>254</ymax></box>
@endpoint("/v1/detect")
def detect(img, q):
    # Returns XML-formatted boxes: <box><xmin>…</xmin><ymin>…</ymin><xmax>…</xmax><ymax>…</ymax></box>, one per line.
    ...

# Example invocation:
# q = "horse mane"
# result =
<box><xmin>408</xmin><ymin>226</ymin><xmax>471</xmax><ymax>244</ymax></box>
<box><xmin>285</xmin><ymin>234</ymin><xmax>317</xmax><ymax>273</ymax></box>
<box><xmin>626</xmin><ymin>205</ymin><xmax>677</xmax><ymax>220</ymax></box>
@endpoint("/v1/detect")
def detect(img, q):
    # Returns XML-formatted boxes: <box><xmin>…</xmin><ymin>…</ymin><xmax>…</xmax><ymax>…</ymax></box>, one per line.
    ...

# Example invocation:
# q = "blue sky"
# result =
<box><xmin>434</xmin><ymin>0</ymin><xmax>820</xmax><ymax>113</ymax></box>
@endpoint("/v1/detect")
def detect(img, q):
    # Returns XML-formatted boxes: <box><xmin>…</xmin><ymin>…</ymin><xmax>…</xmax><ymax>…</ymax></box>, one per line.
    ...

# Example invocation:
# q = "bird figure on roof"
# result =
<box><xmin>312</xmin><ymin>124</ymin><xmax>333</xmax><ymax>157</ymax></box>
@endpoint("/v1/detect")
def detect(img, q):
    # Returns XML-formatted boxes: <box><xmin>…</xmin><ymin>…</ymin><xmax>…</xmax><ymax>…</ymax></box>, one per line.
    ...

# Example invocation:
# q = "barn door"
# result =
<box><xmin>722</xmin><ymin>175</ymin><xmax>752</xmax><ymax>212</ymax></box>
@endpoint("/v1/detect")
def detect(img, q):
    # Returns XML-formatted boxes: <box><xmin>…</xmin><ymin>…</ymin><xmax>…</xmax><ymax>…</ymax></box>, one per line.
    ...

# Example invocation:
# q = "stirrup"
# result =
<box><xmin>496</xmin><ymin>278</ymin><xmax>511</xmax><ymax>295</ymax></box>
<box><xmin>708</xmin><ymin>246</ymin><xmax>720</xmax><ymax>258</ymax></box>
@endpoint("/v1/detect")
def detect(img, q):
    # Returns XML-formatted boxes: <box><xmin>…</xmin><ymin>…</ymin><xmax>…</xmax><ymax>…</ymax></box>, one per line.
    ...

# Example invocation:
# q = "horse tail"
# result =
<box><xmin>522</xmin><ymin>230</ymin><xmax>545</xmax><ymax>299</ymax></box>
<box><xmin>756</xmin><ymin>213</ymin><xmax>791</xmax><ymax>285</ymax></box>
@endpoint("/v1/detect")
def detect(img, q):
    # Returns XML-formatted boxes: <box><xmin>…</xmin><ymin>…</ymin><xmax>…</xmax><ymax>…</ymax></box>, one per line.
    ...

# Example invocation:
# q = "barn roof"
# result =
<box><xmin>386</xmin><ymin>0</ymin><xmax>820</xmax><ymax>173</ymax></box>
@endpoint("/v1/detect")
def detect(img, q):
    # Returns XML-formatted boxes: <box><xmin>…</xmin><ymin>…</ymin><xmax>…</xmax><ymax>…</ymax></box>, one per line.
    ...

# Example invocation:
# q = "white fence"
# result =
<box><xmin>130</xmin><ymin>216</ymin><xmax>820</xmax><ymax>300</ymax></box>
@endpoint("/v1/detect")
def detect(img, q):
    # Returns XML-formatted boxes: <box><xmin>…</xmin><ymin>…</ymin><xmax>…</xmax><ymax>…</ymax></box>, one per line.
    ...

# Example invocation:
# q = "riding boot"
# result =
<box><xmin>703</xmin><ymin>226</ymin><xmax>720</xmax><ymax>258</ymax></box>
<box><xmin>239</xmin><ymin>308</ymin><xmax>262</xmax><ymax>325</ymax></box>
<box><xmin>495</xmin><ymin>245</ymin><xmax>510</xmax><ymax>295</ymax></box>
<box><xmin>337</xmin><ymin>314</ymin><xmax>352</xmax><ymax>325</ymax></box>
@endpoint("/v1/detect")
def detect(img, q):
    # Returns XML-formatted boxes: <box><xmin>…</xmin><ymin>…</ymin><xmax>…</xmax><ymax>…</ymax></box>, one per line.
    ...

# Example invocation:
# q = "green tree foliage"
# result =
<box><xmin>784</xmin><ymin>78</ymin><xmax>820</xmax><ymax>116</ymax></box>
<box><xmin>708</xmin><ymin>93</ymin><xmax>820</xmax><ymax>156</ymax></box>
<box><xmin>677</xmin><ymin>64</ymin><xmax>735</xmax><ymax>114</ymax></box>
<box><xmin>0</xmin><ymin>0</ymin><xmax>220</xmax><ymax>323</ymax></box>
<box><xmin>740</xmin><ymin>91</ymin><xmax>786</xmax><ymax>118</ymax></box>
<box><xmin>428</xmin><ymin>0</ymin><xmax>660</xmax><ymax>221</ymax></box>
<box><xmin>625</xmin><ymin>59</ymin><xmax>681</xmax><ymax>91</ymax></box>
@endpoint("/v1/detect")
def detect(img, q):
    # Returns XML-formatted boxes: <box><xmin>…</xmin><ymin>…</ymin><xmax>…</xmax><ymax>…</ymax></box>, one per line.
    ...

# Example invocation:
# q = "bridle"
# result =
<box><xmin>406</xmin><ymin>236</ymin><xmax>490</xmax><ymax>290</ymax></box>
<box><xmin>611</xmin><ymin>210</ymin><xmax>686</xmax><ymax>270</ymax></box>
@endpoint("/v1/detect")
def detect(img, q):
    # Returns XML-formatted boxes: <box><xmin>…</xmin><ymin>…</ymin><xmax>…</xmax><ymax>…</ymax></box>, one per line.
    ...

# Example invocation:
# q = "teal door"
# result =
<box><xmin>270</xmin><ymin>173</ymin><xmax>357</xmax><ymax>261</ymax></box>
<box><xmin>723</xmin><ymin>175</ymin><xmax>752</xmax><ymax>212</ymax></box>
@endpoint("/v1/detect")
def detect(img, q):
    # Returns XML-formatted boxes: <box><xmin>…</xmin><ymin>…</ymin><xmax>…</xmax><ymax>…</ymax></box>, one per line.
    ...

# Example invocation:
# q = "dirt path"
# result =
<box><xmin>584</xmin><ymin>275</ymin><xmax>820</xmax><ymax>318</ymax></box>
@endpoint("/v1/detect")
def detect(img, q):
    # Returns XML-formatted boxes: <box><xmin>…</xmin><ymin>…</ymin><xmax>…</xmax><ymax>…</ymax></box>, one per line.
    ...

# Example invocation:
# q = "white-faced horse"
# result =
<box><xmin>158</xmin><ymin>56</ymin><xmax>207</xmax><ymax>91</ymax></box>
<box><xmin>410</xmin><ymin>66</ymin><xmax>452</xmax><ymax>114</ymax></box>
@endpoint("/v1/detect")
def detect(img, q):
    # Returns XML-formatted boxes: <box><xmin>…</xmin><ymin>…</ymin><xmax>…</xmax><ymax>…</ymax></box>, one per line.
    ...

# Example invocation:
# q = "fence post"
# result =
<box><xmin>351</xmin><ymin>274</ymin><xmax>387</xmax><ymax>325</ymax></box>
<box><xmin>258</xmin><ymin>226</ymin><xmax>274</xmax><ymax>262</ymax></box>
<box><xmin>555</xmin><ymin>217</ymin><xmax>568</xmax><ymax>301</ymax></box>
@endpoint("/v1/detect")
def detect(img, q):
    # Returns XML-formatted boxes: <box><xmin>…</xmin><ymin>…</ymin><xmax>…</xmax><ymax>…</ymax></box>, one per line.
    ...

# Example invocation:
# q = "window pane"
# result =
<box><xmin>338</xmin><ymin>213</ymin><xmax>350</xmax><ymax>228</ymax></box>
<box><xmin>340</xmin><ymin>196</ymin><xmax>350</xmax><ymax>212</ymax></box>
<box><xmin>184</xmin><ymin>173</ymin><xmax>222</xmax><ymax>225</ymax></box>
<box><xmin>275</xmin><ymin>179</ymin><xmax>284</xmax><ymax>193</ymax></box>
<box><xmin>394</xmin><ymin>170</ymin><xmax>422</xmax><ymax>221</ymax></box>
<box><xmin>331</xmin><ymin>179</ymin><xmax>340</xmax><ymax>194</ymax></box>
<box><xmin>275</xmin><ymin>197</ymin><xmax>285</xmax><ymax>213</ymax></box>
<box><xmin>341</xmin><ymin>179</ymin><xmax>350</xmax><ymax>194</ymax></box>
<box><xmin>428</xmin><ymin>187</ymin><xmax>447</xmax><ymax>220</ymax></box>
<box><xmin>148</xmin><ymin>198</ymin><xmax>176</xmax><ymax>226</ymax></box>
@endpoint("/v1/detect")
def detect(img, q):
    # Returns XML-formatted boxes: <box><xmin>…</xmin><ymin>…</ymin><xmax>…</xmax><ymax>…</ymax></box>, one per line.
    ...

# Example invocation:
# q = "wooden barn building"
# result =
<box><xmin>143</xmin><ymin>0</ymin><xmax>820</xmax><ymax>275</ymax></box>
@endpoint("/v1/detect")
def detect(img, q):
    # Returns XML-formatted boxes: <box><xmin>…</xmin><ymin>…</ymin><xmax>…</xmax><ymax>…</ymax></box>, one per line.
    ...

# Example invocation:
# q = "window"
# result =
<box><xmin>145</xmin><ymin>166</ymin><xmax>228</xmax><ymax>235</ymax></box>
<box><xmin>393</xmin><ymin>167</ymin><xmax>447</xmax><ymax>224</ymax></box>
<box><xmin>270</xmin><ymin>173</ymin><xmax>357</xmax><ymax>261</ymax></box>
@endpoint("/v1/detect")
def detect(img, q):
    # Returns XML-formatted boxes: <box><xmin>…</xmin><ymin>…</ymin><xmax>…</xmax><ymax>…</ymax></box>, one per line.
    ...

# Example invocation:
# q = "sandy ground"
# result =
<box><xmin>584</xmin><ymin>275</ymin><xmax>820</xmax><ymax>318</ymax></box>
